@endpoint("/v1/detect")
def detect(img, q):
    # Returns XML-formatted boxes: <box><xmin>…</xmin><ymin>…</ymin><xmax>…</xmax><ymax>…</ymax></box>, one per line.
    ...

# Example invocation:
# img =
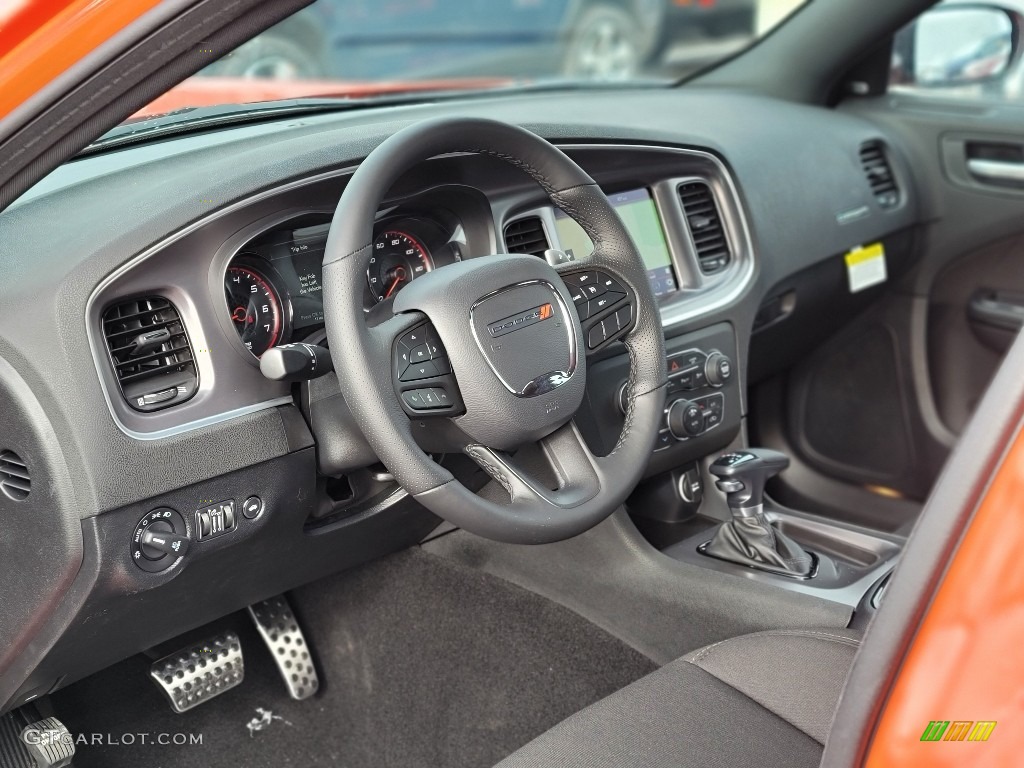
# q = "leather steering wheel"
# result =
<box><xmin>322</xmin><ymin>117</ymin><xmax>666</xmax><ymax>544</ymax></box>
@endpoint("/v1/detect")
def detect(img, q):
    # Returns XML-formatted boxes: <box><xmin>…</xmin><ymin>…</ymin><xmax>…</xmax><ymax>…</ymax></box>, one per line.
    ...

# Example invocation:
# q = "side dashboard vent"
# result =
<box><xmin>503</xmin><ymin>216</ymin><xmax>550</xmax><ymax>258</ymax></box>
<box><xmin>102</xmin><ymin>297</ymin><xmax>198</xmax><ymax>412</ymax></box>
<box><xmin>678</xmin><ymin>181</ymin><xmax>731</xmax><ymax>274</ymax></box>
<box><xmin>859</xmin><ymin>141</ymin><xmax>899</xmax><ymax>209</ymax></box>
<box><xmin>0</xmin><ymin>450</ymin><xmax>30</xmax><ymax>501</ymax></box>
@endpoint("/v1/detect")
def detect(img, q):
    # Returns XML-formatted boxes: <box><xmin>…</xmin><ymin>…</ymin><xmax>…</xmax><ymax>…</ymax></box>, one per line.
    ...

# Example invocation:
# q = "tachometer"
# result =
<box><xmin>367</xmin><ymin>230</ymin><xmax>432</xmax><ymax>303</ymax></box>
<box><xmin>225</xmin><ymin>265</ymin><xmax>284</xmax><ymax>357</ymax></box>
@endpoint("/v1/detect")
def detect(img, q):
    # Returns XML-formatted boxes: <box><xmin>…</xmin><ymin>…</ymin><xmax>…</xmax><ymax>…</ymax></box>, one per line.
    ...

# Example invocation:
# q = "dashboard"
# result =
<box><xmin>0</xmin><ymin>86</ymin><xmax>921</xmax><ymax>711</ymax></box>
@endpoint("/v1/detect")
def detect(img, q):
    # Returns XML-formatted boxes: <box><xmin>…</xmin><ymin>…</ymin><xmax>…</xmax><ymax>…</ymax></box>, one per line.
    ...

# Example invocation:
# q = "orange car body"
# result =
<box><xmin>2</xmin><ymin>1</ymin><xmax>1023</xmax><ymax>764</ymax></box>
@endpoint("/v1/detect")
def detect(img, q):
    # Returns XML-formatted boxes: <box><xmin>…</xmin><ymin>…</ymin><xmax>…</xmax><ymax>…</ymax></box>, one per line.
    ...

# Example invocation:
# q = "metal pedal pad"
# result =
<box><xmin>150</xmin><ymin>631</ymin><xmax>244</xmax><ymax>713</ymax></box>
<box><xmin>248</xmin><ymin>595</ymin><xmax>319</xmax><ymax>700</ymax></box>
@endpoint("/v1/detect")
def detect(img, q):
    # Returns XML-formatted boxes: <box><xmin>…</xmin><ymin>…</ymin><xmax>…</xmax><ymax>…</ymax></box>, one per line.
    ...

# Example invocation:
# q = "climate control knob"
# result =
<box><xmin>705</xmin><ymin>352</ymin><xmax>733</xmax><ymax>388</ymax></box>
<box><xmin>667</xmin><ymin>399</ymin><xmax>704</xmax><ymax>439</ymax></box>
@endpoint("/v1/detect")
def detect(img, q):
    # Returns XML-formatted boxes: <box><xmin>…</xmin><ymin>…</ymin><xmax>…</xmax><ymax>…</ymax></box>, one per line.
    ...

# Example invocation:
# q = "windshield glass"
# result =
<box><xmin>132</xmin><ymin>0</ymin><xmax>808</xmax><ymax>121</ymax></box>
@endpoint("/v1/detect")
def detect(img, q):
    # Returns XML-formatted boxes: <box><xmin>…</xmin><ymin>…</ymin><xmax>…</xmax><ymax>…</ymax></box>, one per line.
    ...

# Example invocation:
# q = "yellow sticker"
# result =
<box><xmin>844</xmin><ymin>242</ymin><xmax>887</xmax><ymax>293</ymax></box>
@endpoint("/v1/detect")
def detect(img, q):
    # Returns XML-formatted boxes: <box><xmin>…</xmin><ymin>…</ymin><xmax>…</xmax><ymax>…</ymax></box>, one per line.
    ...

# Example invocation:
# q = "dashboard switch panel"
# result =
<box><xmin>195</xmin><ymin>500</ymin><xmax>237</xmax><ymax>541</ymax></box>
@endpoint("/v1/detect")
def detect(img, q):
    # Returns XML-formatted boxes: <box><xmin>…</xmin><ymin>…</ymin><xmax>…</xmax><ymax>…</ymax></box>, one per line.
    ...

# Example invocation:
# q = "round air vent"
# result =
<box><xmin>0</xmin><ymin>450</ymin><xmax>30</xmax><ymax>501</ymax></box>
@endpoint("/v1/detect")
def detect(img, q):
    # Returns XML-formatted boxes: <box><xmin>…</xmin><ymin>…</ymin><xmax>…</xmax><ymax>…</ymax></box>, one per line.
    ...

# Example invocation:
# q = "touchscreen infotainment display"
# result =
<box><xmin>553</xmin><ymin>188</ymin><xmax>677</xmax><ymax>297</ymax></box>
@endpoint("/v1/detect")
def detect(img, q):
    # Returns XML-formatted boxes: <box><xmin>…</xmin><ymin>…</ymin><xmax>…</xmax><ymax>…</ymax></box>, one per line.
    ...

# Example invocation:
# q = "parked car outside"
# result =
<box><xmin>206</xmin><ymin>0</ymin><xmax>757</xmax><ymax>82</ymax></box>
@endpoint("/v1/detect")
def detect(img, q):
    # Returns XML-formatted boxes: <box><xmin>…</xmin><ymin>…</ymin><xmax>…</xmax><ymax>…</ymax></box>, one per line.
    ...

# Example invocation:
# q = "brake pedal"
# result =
<box><xmin>150</xmin><ymin>631</ymin><xmax>244</xmax><ymax>713</ymax></box>
<box><xmin>248</xmin><ymin>595</ymin><xmax>319</xmax><ymax>700</ymax></box>
<box><xmin>20</xmin><ymin>718</ymin><xmax>74</xmax><ymax>768</ymax></box>
<box><xmin>0</xmin><ymin>712</ymin><xmax>74</xmax><ymax>768</ymax></box>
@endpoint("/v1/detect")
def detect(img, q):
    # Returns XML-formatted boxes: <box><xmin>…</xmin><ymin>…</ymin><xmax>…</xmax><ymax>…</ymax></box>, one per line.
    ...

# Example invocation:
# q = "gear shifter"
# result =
<box><xmin>703</xmin><ymin>449</ymin><xmax>814</xmax><ymax>577</ymax></box>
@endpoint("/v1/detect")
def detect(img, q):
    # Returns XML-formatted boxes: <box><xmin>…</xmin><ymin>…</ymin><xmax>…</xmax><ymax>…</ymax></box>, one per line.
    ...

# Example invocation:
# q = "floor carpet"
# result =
<box><xmin>51</xmin><ymin>547</ymin><xmax>657</xmax><ymax>768</ymax></box>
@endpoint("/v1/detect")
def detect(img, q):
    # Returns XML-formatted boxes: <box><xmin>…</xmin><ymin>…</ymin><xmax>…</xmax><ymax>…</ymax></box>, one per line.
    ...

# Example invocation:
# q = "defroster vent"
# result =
<box><xmin>503</xmin><ymin>216</ymin><xmax>550</xmax><ymax>258</ymax></box>
<box><xmin>102</xmin><ymin>297</ymin><xmax>198</xmax><ymax>412</ymax></box>
<box><xmin>678</xmin><ymin>181</ymin><xmax>731</xmax><ymax>274</ymax></box>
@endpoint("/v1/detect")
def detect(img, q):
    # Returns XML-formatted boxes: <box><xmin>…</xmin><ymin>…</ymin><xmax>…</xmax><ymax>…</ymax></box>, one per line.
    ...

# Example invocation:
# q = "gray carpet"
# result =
<box><xmin>51</xmin><ymin>548</ymin><xmax>657</xmax><ymax>768</ymax></box>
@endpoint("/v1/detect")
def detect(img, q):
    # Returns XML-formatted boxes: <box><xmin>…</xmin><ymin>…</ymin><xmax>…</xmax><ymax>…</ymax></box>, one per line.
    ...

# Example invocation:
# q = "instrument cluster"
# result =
<box><xmin>224</xmin><ymin>213</ymin><xmax>463</xmax><ymax>358</ymax></box>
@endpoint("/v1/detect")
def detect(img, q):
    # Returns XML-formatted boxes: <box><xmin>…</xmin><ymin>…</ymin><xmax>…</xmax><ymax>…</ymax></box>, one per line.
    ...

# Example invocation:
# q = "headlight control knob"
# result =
<box><xmin>131</xmin><ymin>508</ymin><xmax>189</xmax><ymax>572</ymax></box>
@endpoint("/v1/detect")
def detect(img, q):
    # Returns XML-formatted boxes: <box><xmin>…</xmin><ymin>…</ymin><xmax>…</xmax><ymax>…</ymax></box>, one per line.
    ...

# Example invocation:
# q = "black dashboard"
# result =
<box><xmin>0</xmin><ymin>86</ymin><xmax>921</xmax><ymax>711</ymax></box>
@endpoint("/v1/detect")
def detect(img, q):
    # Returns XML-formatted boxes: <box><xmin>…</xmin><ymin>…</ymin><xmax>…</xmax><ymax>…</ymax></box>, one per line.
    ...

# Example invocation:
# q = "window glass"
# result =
<box><xmin>132</xmin><ymin>0</ymin><xmax>810</xmax><ymax>121</ymax></box>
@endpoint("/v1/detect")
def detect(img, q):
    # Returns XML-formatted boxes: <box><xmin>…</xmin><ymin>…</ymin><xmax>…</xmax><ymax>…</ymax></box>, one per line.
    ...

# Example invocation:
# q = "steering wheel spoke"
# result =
<box><xmin>464</xmin><ymin>420</ymin><xmax>600</xmax><ymax>510</ymax></box>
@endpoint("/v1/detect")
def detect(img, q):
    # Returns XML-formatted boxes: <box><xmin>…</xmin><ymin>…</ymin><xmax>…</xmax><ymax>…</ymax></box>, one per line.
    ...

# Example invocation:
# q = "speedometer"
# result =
<box><xmin>225</xmin><ymin>265</ymin><xmax>284</xmax><ymax>357</ymax></box>
<box><xmin>367</xmin><ymin>231</ymin><xmax>432</xmax><ymax>303</ymax></box>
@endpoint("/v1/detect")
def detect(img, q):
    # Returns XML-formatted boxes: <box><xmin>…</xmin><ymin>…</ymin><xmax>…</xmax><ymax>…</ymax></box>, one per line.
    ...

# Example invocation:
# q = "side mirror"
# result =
<box><xmin>892</xmin><ymin>3</ymin><xmax>1020</xmax><ymax>90</ymax></box>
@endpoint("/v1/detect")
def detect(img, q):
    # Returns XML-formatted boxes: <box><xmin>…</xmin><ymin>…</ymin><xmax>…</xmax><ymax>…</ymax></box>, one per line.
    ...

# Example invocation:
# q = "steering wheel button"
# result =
<box><xmin>570</xmin><ymin>288</ymin><xmax>586</xmax><ymax>305</ymax></box>
<box><xmin>401</xmin><ymin>361</ymin><xmax>439</xmax><ymax>381</ymax></box>
<box><xmin>563</xmin><ymin>271</ymin><xmax>594</xmax><ymax>286</ymax></box>
<box><xmin>587</xmin><ymin>321</ymin><xmax>607</xmax><ymax>349</ymax></box>
<box><xmin>410</xmin><ymin>344</ymin><xmax>430</xmax><ymax>363</ymax></box>
<box><xmin>599</xmin><ymin>273</ymin><xmax>626</xmax><ymax>293</ymax></box>
<box><xmin>403</xmin><ymin>390</ymin><xmax>426</xmax><ymax>409</ymax></box>
<box><xmin>433</xmin><ymin>388</ymin><xmax>451</xmax><ymax>405</ymax></box>
<box><xmin>614</xmin><ymin>304</ymin><xmax>632</xmax><ymax>331</ymax></box>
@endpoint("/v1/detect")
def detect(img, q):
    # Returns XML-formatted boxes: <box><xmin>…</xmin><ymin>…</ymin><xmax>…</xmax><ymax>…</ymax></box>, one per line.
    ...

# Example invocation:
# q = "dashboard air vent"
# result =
<box><xmin>503</xmin><ymin>216</ymin><xmax>550</xmax><ymax>258</ymax></box>
<box><xmin>102</xmin><ymin>297</ymin><xmax>198</xmax><ymax>412</ymax></box>
<box><xmin>859</xmin><ymin>141</ymin><xmax>899</xmax><ymax>209</ymax></box>
<box><xmin>0</xmin><ymin>450</ymin><xmax>30</xmax><ymax>501</ymax></box>
<box><xmin>678</xmin><ymin>181</ymin><xmax>730</xmax><ymax>274</ymax></box>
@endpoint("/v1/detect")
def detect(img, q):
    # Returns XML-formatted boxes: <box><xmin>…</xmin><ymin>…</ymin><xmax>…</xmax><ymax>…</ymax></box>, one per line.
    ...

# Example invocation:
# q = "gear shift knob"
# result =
<box><xmin>709</xmin><ymin>448</ymin><xmax>790</xmax><ymax>516</ymax></box>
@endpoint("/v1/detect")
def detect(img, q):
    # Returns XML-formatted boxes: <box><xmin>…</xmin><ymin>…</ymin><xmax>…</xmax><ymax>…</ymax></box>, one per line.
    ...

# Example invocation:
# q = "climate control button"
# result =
<box><xmin>668</xmin><ymin>399</ymin><xmax>705</xmax><ymax>439</ymax></box>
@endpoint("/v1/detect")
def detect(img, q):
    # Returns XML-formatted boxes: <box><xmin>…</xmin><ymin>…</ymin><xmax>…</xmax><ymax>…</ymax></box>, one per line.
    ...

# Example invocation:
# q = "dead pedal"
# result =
<box><xmin>150</xmin><ymin>631</ymin><xmax>244</xmax><ymax>713</ymax></box>
<box><xmin>247</xmin><ymin>595</ymin><xmax>319</xmax><ymax>700</ymax></box>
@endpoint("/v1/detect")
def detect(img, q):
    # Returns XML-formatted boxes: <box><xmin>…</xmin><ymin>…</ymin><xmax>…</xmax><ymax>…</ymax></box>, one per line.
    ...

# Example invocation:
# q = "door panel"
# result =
<box><xmin>929</xmin><ymin>233</ymin><xmax>1024</xmax><ymax>433</ymax></box>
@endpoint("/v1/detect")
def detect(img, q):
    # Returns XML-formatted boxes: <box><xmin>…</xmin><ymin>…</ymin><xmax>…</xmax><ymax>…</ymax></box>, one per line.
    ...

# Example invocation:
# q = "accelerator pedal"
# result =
<box><xmin>150</xmin><ymin>632</ymin><xmax>244</xmax><ymax>713</ymax></box>
<box><xmin>248</xmin><ymin>595</ymin><xmax>319</xmax><ymax>700</ymax></box>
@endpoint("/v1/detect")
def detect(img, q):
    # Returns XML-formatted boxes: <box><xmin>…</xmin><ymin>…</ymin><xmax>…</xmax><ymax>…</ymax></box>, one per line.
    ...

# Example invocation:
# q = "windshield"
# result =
<box><xmin>132</xmin><ymin>0</ymin><xmax>808</xmax><ymax>121</ymax></box>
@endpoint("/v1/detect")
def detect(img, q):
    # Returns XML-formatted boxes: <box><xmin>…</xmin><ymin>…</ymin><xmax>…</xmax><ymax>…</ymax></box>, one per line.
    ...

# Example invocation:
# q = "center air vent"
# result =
<box><xmin>503</xmin><ymin>216</ymin><xmax>550</xmax><ymax>258</ymax></box>
<box><xmin>859</xmin><ymin>141</ymin><xmax>899</xmax><ymax>209</ymax></box>
<box><xmin>102</xmin><ymin>297</ymin><xmax>198</xmax><ymax>413</ymax></box>
<box><xmin>678</xmin><ymin>181</ymin><xmax>731</xmax><ymax>274</ymax></box>
<box><xmin>0</xmin><ymin>451</ymin><xmax>30</xmax><ymax>501</ymax></box>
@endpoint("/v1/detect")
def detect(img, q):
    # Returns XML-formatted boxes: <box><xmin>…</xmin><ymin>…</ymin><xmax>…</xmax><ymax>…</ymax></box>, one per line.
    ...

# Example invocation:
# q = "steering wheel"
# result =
<box><xmin>322</xmin><ymin>117</ymin><xmax>666</xmax><ymax>544</ymax></box>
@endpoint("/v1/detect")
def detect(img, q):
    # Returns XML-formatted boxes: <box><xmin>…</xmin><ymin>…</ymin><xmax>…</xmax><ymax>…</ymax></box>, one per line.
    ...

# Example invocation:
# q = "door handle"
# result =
<box><xmin>966</xmin><ymin>158</ymin><xmax>1024</xmax><ymax>184</ymax></box>
<box><xmin>969</xmin><ymin>290</ymin><xmax>1024</xmax><ymax>332</ymax></box>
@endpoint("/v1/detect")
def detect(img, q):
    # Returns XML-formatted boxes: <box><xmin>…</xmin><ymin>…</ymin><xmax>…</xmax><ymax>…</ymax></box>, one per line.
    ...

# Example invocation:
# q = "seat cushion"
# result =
<box><xmin>495</xmin><ymin>628</ymin><xmax>861</xmax><ymax>768</ymax></box>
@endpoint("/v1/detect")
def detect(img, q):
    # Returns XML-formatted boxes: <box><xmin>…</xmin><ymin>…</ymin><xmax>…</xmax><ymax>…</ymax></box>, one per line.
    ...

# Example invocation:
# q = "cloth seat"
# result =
<box><xmin>496</xmin><ymin>628</ymin><xmax>861</xmax><ymax>768</ymax></box>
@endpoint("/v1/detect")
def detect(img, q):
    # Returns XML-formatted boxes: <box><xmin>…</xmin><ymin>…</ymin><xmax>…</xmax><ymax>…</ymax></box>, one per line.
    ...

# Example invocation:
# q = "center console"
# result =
<box><xmin>583</xmin><ymin>323</ymin><xmax>743</xmax><ymax>476</ymax></box>
<box><xmin>616</xmin><ymin>328</ymin><xmax>902</xmax><ymax>613</ymax></box>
